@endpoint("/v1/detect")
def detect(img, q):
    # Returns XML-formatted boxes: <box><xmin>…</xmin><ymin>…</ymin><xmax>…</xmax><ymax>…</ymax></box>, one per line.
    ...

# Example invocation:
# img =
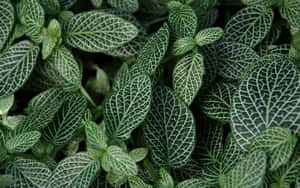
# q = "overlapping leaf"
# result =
<box><xmin>112</xmin><ymin>63</ymin><xmax>131</xmax><ymax>92</ymax></box>
<box><xmin>59</xmin><ymin>0</ymin><xmax>78</xmax><ymax>9</ymax></box>
<box><xmin>172</xmin><ymin>37</ymin><xmax>196</xmax><ymax>56</ymax></box>
<box><xmin>107</xmin><ymin>0</ymin><xmax>139</xmax><ymax>13</ymax></box>
<box><xmin>195</xmin><ymin>27</ymin><xmax>224</xmax><ymax>47</ymax></box>
<box><xmin>85</xmin><ymin>120</ymin><xmax>108</xmax><ymax>152</ymax></box>
<box><xmin>129</xmin><ymin>176</ymin><xmax>153</xmax><ymax>188</ymax></box>
<box><xmin>279</xmin><ymin>0</ymin><xmax>300</xmax><ymax>28</ymax></box>
<box><xmin>0</xmin><ymin>95</ymin><xmax>14</xmax><ymax>115</ymax></box>
<box><xmin>241</xmin><ymin>0</ymin><xmax>279</xmax><ymax>6</ymax></box>
<box><xmin>5</xmin><ymin>131</ymin><xmax>41</xmax><ymax>153</ymax></box>
<box><xmin>129</xmin><ymin>148</ymin><xmax>148</xmax><ymax>162</ymax></box>
<box><xmin>90</xmin><ymin>0</ymin><xmax>103</xmax><ymax>8</ymax></box>
<box><xmin>176</xmin><ymin>179</ymin><xmax>211</xmax><ymax>188</ymax></box>
<box><xmin>0</xmin><ymin>1</ymin><xmax>14</xmax><ymax>51</ymax></box>
<box><xmin>38</xmin><ymin>0</ymin><xmax>60</xmax><ymax>15</ymax></box>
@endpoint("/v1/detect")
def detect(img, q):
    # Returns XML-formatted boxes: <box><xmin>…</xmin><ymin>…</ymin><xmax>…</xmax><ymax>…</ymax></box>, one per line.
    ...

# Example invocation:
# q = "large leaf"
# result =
<box><xmin>43</xmin><ymin>93</ymin><xmax>87</xmax><ymax>145</ymax></box>
<box><xmin>224</xmin><ymin>5</ymin><xmax>274</xmax><ymax>47</ymax></box>
<box><xmin>5</xmin><ymin>131</ymin><xmax>41</xmax><ymax>153</ymax></box>
<box><xmin>104</xmin><ymin>75</ymin><xmax>152</xmax><ymax>141</ymax></box>
<box><xmin>64</xmin><ymin>11</ymin><xmax>138</xmax><ymax>53</ymax></box>
<box><xmin>173</xmin><ymin>52</ymin><xmax>205</xmax><ymax>106</ymax></box>
<box><xmin>107</xmin><ymin>0</ymin><xmax>139</xmax><ymax>13</ymax></box>
<box><xmin>0</xmin><ymin>1</ymin><xmax>14</xmax><ymax>51</ymax></box>
<box><xmin>216</xmin><ymin>41</ymin><xmax>259</xmax><ymax>80</ymax></box>
<box><xmin>195</xmin><ymin>27</ymin><xmax>224</xmax><ymax>47</ymax></box>
<box><xmin>201</xmin><ymin>83</ymin><xmax>236</xmax><ymax>123</ymax></box>
<box><xmin>250</xmin><ymin>127</ymin><xmax>298</xmax><ymax>171</ymax></box>
<box><xmin>144</xmin><ymin>86</ymin><xmax>196</xmax><ymax>169</ymax></box>
<box><xmin>224</xmin><ymin>150</ymin><xmax>267</xmax><ymax>188</ymax></box>
<box><xmin>0</xmin><ymin>41</ymin><xmax>39</xmax><ymax>98</ymax></box>
<box><xmin>231</xmin><ymin>55</ymin><xmax>300</xmax><ymax>150</ymax></box>
<box><xmin>6</xmin><ymin>157</ymin><xmax>52</xmax><ymax>188</ymax></box>
<box><xmin>47</xmin><ymin>153</ymin><xmax>101</xmax><ymax>188</ymax></box>
<box><xmin>279</xmin><ymin>0</ymin><xmax>300</xmax><ymax>28</ymax></box>
<box><xmin>102</xmin><ymin>145</ymin><xmax>138</xmax><ymax>176</ymax></box>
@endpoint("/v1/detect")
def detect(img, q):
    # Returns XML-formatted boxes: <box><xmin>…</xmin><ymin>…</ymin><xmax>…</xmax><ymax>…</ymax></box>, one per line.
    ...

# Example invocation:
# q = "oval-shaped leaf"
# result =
<box><xmin>85</xmin><ymin>120</ymin><xmax>108</xmax><ymax>151</ymax></box>
<box><xmin>0</xmin><ymin>41</ymin><xmax>39</xmax><ymax>98</ymax></box>
<box><xmin>129</xmin><ymin>176</ymin><xmax>153</xmax><ymax>188</ymax></box>
<box><xmin>144</xmin><ymin>86</ymin><xmax>196</xmax><ymax>169</ymax></box>
<box><xmin>0</xmin><ymin>1</ymin><xmax>14</xmax><ymax>51</ymax></box>
<box><xmin>173</xmin><ymin>53</ymin><xmax>205</xmax><ymax>106</ymax></box>
<box><xmin>0</xmin><ymin>95</ymin><xmax>14</xmax><ymax>115</ymax></box>
<box><xmin>107</xmin><ymin>0</ymin><xmax>139</xmax><ymax>13</ymax></box>
<box><xmin>5</xmin><ymin>131</ymin><xmax>41</xmax><ymax>153</ymax></box>
<box><xmin>195</xmin><ymin>27</ymin><xmax>224</xmax><ymax>47</ymax></box>
<box><xmin>172</xmin><ymin>37</ymin><xmax>196</xmax><ymax>56</ymax></box>
<box><xmin>64</xmin><ymin>11</ymin><xmax>138</xmax><ymax>53</ymax></box>
<box><xmin>241</xmin><ymin>0</ymin><xmax>279</xmax><ymax>6</ymax></box>
<box><xmin>129</xmin><ymin>148</ymin><xmax>148</xmax><ymax>162</ymax></box>
<box><xmin>90</xmin><ymin>0</ymin><xmax>103</xmax><ymax>8</ymax></box>
<box><xmin>224</xmin><ymin>5</ymin><xmax>274</xmax><ymax>47</ymax></box>
<box><xmin>279</xmin><ymin>0</ymin><xmax>300</xmax><ymax>28</ymax></box>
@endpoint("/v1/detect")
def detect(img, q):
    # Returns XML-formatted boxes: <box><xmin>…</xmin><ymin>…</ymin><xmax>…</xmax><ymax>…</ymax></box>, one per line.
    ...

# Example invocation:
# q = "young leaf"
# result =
<box><xmin>167</xmin><ymin>1</ymin><xmax>198</xmax><ymax>37</ymax></box>
<box><xmin>5</xmin><ymin>131</ymin><xmax>41</xmax><ymax>153</ymax></box>
<box><xmin>106</xmin><ymin>171</ymin><xmax>127</xmax><ymax>187</ymax></box>
<box><xmin>59</xmin><ymin>0</ymin><xmax>78</xmax><ymax>9</ymax></box>
<box><xmin>241</xmin><ymin>0</ymin><xmax>279</xmax><ymax>6</ymax></box>
<box><xmin>104</xmin><ymin>75</ymin><xmax>152</xmax><ymax>141</ymax></box>
<box><xmin>201</xmin><ymin>83</ymin><xmax>236</xmax><ymax>123</ymax></box>
<box><xmin>90</xmin><ymin>0</ymin><xmax>103</xmax><ymax>8</ymax></box>
<box><xmin>129</xmin><ymin>148</ymin><xmax>148</xmax><ymax>162</ymax></box>
<box><xmin>0</xmin><ymin>1</ymin><xmax>14</xmax><ymax>51</ymax></box>
<box><xmin>129</xmin><ymin>176</ymin><xmax>153</xmax><ymax>188</ymax></box>
<box><xmin>173</xmin><ymin>52</ymin><xmax>205</xmax><ymax>106</ymax></box>
<box><xmin>47</xmin><ymin>153</ymin><xmax>101</xmax><ymax>188</ymax></box>
<box><xmin>5</xmin><ymin>157</ymin><xmax>52</xmax><ymax>187</ymax></box>
<box><xmin>231</xmin><ymin>55</ymin><xmax>300</xmax><ymax>150</ymax></box>
<box><xmin>107</xmin><ymin>0</ymin><xmax>139</xmax><ymax>13</ymax></box>
<box><xmin>172</xmin><ymin>37</ymin><xmax>196</xmax><ymax>56</ymax></box>
<box><xmin>85</xmin><ymin>120</ymin><xmax>108</xmax><ymax>151</ymax></box>
<box><xmin>0</xmin><ymin>95</ymin><xmax>14</xmax><ymax>115</ymax></box>
<box><xmin>224</xmin><ymin>5</ymin><xmax>274</xmax><ymax>47</ymax></box>
<box><xmin>157</xmin><ymin>168</ymin><xmax>174</xmax><ymax>188</ymax></box>
<box><xmin>144</xmin><ymin>86</ymin><xmax>196</xmax><ymax>169</ymax></box>
<box><xmin>250</xmin><ymin>127</ymin><xmax>298</xmax><ymax>171</ymax></box>
<box><xmin>195</xmin><ymin>27</ymin><xmax>224</xmax><ymax>47</ymax></box>
<box><xmin>0</xmin><ymin>41</ymin><xmax>39</xmax><ymax>98</ymax></box>
<box><xmin>64</xmin><ymin>11</ymin><xmax>138</xmax><ymax>53</ymax></box>
<box><xmin>102</xmin><ymin>145</ymin><xmax>138</xmax><ymax>176</ymax></box>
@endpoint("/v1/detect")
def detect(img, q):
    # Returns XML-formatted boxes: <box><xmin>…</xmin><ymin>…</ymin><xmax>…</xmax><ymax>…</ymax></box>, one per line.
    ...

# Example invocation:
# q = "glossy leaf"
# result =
<box><xmin>195</xmin><ymin>27</ymin><xmax>224</xmax><ymax>47</ymax></box>
<box><xmin>107</xmin><ymin>0</ymin><xmax>139</xmax><ymax>13</ymax></box>
<box><xmin>0</xmin><ymin>1</ymin><xmax>14</xmax><ymax>51</ymax></box>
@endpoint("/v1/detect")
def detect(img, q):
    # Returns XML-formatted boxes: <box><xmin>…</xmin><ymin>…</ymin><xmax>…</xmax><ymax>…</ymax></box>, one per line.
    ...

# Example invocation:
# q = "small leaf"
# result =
<box><xmin>5</xmin><ymin>131</ymin><xmax>41</xmax><ymax>153</ymax></box>
<box><xmin>41</xmin><ymin>36</ymin><xmax>57</xmax><ymax>60</ymax></box>
<box><xmin>279</xmin><ymin>0</ymin><xmax>300</xmax><ymax>28</ymax></box>
<box><xmin>144</xmin><ymin>86</ymin><xmax>196</xmax><ymax>169</ymax></box>
<box><xmin>86</xmin><ymin>66</ymin><xmax>110</xmax><ymax>95</ymax></box>
<box><xmin>129</xmin><ymin>176</ymin><xmax>153</xmax><ymax>188</ymax></box>
<box><xmin>64</xmin><ymin>11</ymin><xmax>138</xmax><ymax>53</ymax></box>
<box><xmin>173</xmin><ymin>52</ymin><xmax>205</xmax><ymax>105</ymax></box>
<box><xmin>224</xmin><ymin>5</ymin><xmax>274</xmax><ymax>47</ymax></box>
<box><xmin>0</xmin><ymin>95</ymin><xmax>14</xmax><ymax>115</ymax></box>
<box><xmin>157</xmin><ymin>168</ymin><xmax>174</xmax><ymax>188</ymax></box>
<box><xmin>85</xmin><ymin>120</ymin><xmax>108</xmax><ymax>152</ymax></box>
<box><xmin>59</xmin><ymin>0</ymin><xmax>78</xmax><ymax>9</ymax></box>
<box><xmin>104</xmin><ymin>75</ymin><xmax>152</xmax><ymax>141</ymax></box>
<box><xmin>106</xmin><ymin>171</ymin><xmax>127</xmax><ymax>187</ymax></box>
<box><xmin>0</xmin><ymin>41</ymin><xmax>39</xmax><ymax>98</ymax></box>
<box><xmin>107</xmin><ymin>0</ymin><xmax>139</xmax><ymax>13</ymax></box>
<box><xmin>102</xmin><ymin>145</ymin><xmax>138</xmax><ymax>176</ymax></box>
<box><xmin>90</xmin><ymin>0</ymin><xmax>103</xmax><ymax>8</ymax></box>
<box><xmin>172</xmin><ymin>37</ymin><xmax>196</xmax><ymax>56</ymax></box>
<box><xmin>0</xmin><ymin>1</ymin><xmax>14</xmax><ymax>51</ymax></box>
<box><xmin>195</xmin><ymin>27</ymin><xmax>224</xmax><ymax>46</ymax></box>
<box><xmin>129</xmin><ymin>148</ymin><xmax>148</xmax><ymax>162</ymax></box>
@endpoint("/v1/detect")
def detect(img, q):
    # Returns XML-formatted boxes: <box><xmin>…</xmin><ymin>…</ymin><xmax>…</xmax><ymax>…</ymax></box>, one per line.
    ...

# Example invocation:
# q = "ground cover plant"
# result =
<box><xmin>0</xmin><ymin>0</ymin><xmax>299</xmax><ymax>187</ymax></box>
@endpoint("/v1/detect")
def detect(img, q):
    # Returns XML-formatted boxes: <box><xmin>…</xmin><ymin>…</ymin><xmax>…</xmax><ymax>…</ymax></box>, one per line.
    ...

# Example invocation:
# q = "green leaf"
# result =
<box><xmin>176</xmin><ymin>179</ymin><xmax>211</xmax><ymax>188</ymax></box>
<box><xmin>59</xmin><ymin>0</ymin><xmax>78</xmax><ymax>9</ymax></box>
<box><xmin>6</xmin><ymin>157</ymin><xmax>52</xmax><ymax>187</ymax></box>
<box><xmin>167</xmin><ymin>1</ymin><xmax>198</xmax><ymax>37</ymax></box>
<box><xmin>250</xmin><ymin>127</ymin><xmax>298</xmax><ymax>171</ymax></box>
<box><xmin>107</xmin><ymin>0</ymin><xmax>139</xmax><ymax>13</ymax></box>
<box><xmin>224</xmin><ymin>150</ymin><xmax>267</xmax><ymax>188</ymax></box>
<box><xmin>201</xmin><ymin>83</ymin><xmax>236</xmax><ymax>123</ymax></box>
<box><xmin>38</xmin><ymin>0</ymin><xmax>60</xmax><ymax>15</ymax></box>
<box><xmin>157</xmin><ymin>168</ymin><xmax>174</xmax><ymax>188</ymax></box>
<box><xmin>43</xmin><ymin>93</ymin><xmax>87</xmax><ymax>145</ymax></box>
<box><xmin>144</xmin><ymin>86</ymin><xmax>196</xmax><ymax>169</ymax></box>
<box><xmin>16</xmin><ymin>0</ymin><xmax>45</xmax><ymax>43</ymax></box>
<box><xmin>64</xmin><ymin>11</ymin><xmax>138</xmax><ymax>53</ymax></box>
<box><xmin>85</xmin><ymin>120</ymin><xmax>108</xmax><ymax>152</ymax></box>
<box><xmin>216</xmin><ymin>41</ymin><xmax>259</xmax><ymax>80</ymax></box>
<box><xmin>106</xmin><ymin>171</ymin><xmax>127</xmax><ymax>187</ymax></box>
<box><xmin>279</xmin><ymin>0</ymin><xmax>300</xmax><ymax>28</ymax></box>
<box><xmin>102</xmin><ymin>145</ymin><xmax>138</xmax><ymax>176</ymax></box>
<box><xmin>47</xmin><ymin>152</ymin><xmax>101</xmax><ymax>188</ymax></box>
<box><xmin>104</xmin><ymin>75</ymin><xmax>152</xmax><ymax>141</ymax></box>
<box><xmin>0</xmin><ymin>41</ymin><xmax>39</xmax><ymax>98</ymax></box>
<box><xmin>241</xmin><ymin>0</ymin><xmax>279</xmax><ymax>6</ymax></box>
<box><xmin>134</xmin><ymin>23</ymin><xmax>169</xmax><ymax>75</ymax></box>
<box><xmin>195</xmin><ymin>27</ymin><xmax>224</xmax><ymax>47</ymax></box>
<box><xmin>129</xmin><ymin>176</ymin><xmax>153</xmax><ymax>188</ymax></box>
<box><xmin>231</xmin><ymin>55</ymin><xmax>300</xmax><ymax>150</ymax></box>
<box><xmin>0</xmin><ymin>95</ymin><xmax>14</xmax><ymax>115</ymax></box>
<box><xmin>30</xmin><ymin>45</ymin><xmax>82</xmax><ymax>92</ymax></box>
<box><xmin>173</xmin><ymin>52</ymin><xmax>205</xmax><ymax>106</ymax></box>
<box><xmin>86</xmin><ymin>66</ymin><xmax>110</xmax><ymax>95</ymax></box>
<box><xmin>224</xmin><ymin>5</ymin><xmax>274</xmax><ymax>47</ymax></box>
<box><xmin>0</xmin><ymin>1</ymin><xmax>14</xmax><ymax>51</ymax></box>
<box><xmin>90</xmin><ymin>0</ymin><xmax>103</xmax><ymax>8</ymax></box>
<box><xmin>0</xmin><ymin>175</ymin><xmax>15</xmax><ymax>188</ymax></box>
<box><xmin>112</xmin><ymin>62</ymin><xmax>131</xmax><ymax>92</ymax></box>
<box><xmin>172</xmin><ymin>37</ymin><xmax>196</xmax><ymax>56</ymax></box>
<box><xmin>129</xmin><ymin>148</ymin><xmax>148</xmax><ymax>162</ymax></box>
<box><xmin>41</xmin><ymin>36</ymin><xmax>57</xmax><ymax>60</ymax></box>
<box><xmin>5</xmin><ymin>131</ymin><xmax>41</xmax><ymax>153</ymax></box>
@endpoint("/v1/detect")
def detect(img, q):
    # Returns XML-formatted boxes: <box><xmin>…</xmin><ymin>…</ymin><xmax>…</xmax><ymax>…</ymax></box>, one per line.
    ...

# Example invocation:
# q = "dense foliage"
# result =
<box><xmin>0</xmin><ymin>0</ymin><xmax>299</xmax><ymax>187</ymax></box>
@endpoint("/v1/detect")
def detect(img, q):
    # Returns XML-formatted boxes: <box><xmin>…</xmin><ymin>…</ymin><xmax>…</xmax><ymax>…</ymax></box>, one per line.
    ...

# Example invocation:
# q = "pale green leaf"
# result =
<box><xmin>167</xmin><ymin>1</ymin><xmax>197</xmax><ymax>37</ymax></box>
<box><xmin>279</xmin><ymin>0</ymin><xmax>300</xmax><ymax>28</ymax></box>
<box><xmin>224</xmin><ymin>150</ymin><xmax>267</xmax><ymax>188</ymax></box>
<box><xmin>64</xmin><ymin>11</ymin><xmax>138</xmax><ymax>53</ymax></box>
<box><xmin>0</xmin><ymin>1</ymin><xmax>14</xmax><ymax>51</ymax></box>
<box><xmin>195</xmin><ymin>27</ymin><xmax>224</xmax><ymax>47</ymax></box>
<box><xmin>201</xmin><ymin>83</ymin><xmax>236</xmax><ymax>122</ymax></box>
<box><xmin>241</xmin><ymin>0</ymin><xmax>279</xmax><ymax>6</ymax></box>
<box><xmin>157</xmin><ymin>168</ymin><xmax>174</xmax><ymax>188</ymax></box>
<box><xmin>0</xmin><ymin>175</ymin><xmax>15</xmax><ymax>188</ymax></box>
<box><xmin>38</xmin><ymin>0</ymin><xmax>60</xmax><ymax>15</ymax></box>
<box><xmin>173</xmin><ymin>52</ymin><xmax>205</xmax><ymax>105</ymax></box>
<box><xmin>129</xmin><ymin>148</ymin><xmax>148</xmax><ymax>162</ymax></box>
<box><xmin>104</xmin><ymin>75</ymin><xmax>152</xmax><ymax>141</ymax></box>
<box><xmin>84</xmin><ymin>120</ymin><xmax>108</xmax><ymax>151</ymax></box>
<box><xmin>43</xmin><ymin>93</ymin><xmax>87</xmax><ymax>145</ymax></box>
<box><xmin>129</xmin><ymin>176</ymin><xmax>153</xmax><ymax>188</ymax></box>
<box><xmin>6</xmin><ymin>157</ymin><xmax>51</xmax><ymax>188</ymax></box>
<box><xmin>135</xmin><ymin>23</ymin><xmax>169</xmax><ymax>75</ymax></box>
<box><xmin>172</xmin><ymin>37</ymin><xmax>196</xmax><ymax>56</ymax></box>
<box><xmin>250</xmin><ymin>127</ymin><xmax>298</xmax><ymax>171</ymax></box>
<box><xmin>102</xmin><ymin>145</ymin><xmax>138</xmax><ymax>176</ymax></box>
<box><xmin>90</xmin><ymin>0</ymin><xmax>103</xmax><ymax>8</ymax></box>
<box><xmin>5</xmin><ymin>131</ymin><xmax>41</xmax><ymax>153</ymax></box>
<box><xmin>86</xmin><ymin>66</ymin><xmax>110</xmax><ymax>96</ymax></box>
<box><xmin>0</xmin><ymin>41</ymin><xmax>39</xmax><ymax>98</ymax></box>
<box><xmin>112</xmin><ymin>62</ymin><xmax>131</xmax><ymax>92</ymax></box>
<box><xmin>59</xmin><ymin>0</ymin><xmax>78</xmax><ymax>9</ymax></box>
<box><xmin>0</xmin><ymin>95</ymin><xmax>14</xmax><ymax>115</ymax></box>
<box><xmin>106</xmin><ymin>171</ymin><xmax>127</xmax><ymax>187</ymax></box>
<box><xmin>216</xmin><ymin>41</ymin><xmax>259</xmax><ymax>80</ymax></box>
<box><xmin>41</xmin><ymin>36</ymin><xmax>57</xmax><ymax>60</ymax></box>
<box><xmin>47</xmin><ymin>152</ymin><xmax>101</xmax><ymax>188</ymax></box>
<box><xmin>224</xmin><ymin>5</ymin><xmax>274</xmax><ymax>47</ymax></box>
<box><xmin>176</xmin><ymin>179</ymin><xmax>211</xmax><ymax>188</ymax></box>
<box><xmin>107</xmin><ymin>0</ymin><xmax>139</xmax><ymax>13</ymax></box>
<box><xmin>231</xmin><ymin>55</ymin><xmax>300</xmax><ymax>150</ymax></box>
<box><xmin>144</xmin><ymin>86</ymin><xmax>196</xmax><ymax>169</ymax></box>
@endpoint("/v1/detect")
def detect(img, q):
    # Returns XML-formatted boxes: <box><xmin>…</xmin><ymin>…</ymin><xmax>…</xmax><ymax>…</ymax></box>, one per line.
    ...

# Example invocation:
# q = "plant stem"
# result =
<box><xmin>80</xmin><ymin>86</ymin><xmax>97</xmax><ymax>108</ymax></box>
